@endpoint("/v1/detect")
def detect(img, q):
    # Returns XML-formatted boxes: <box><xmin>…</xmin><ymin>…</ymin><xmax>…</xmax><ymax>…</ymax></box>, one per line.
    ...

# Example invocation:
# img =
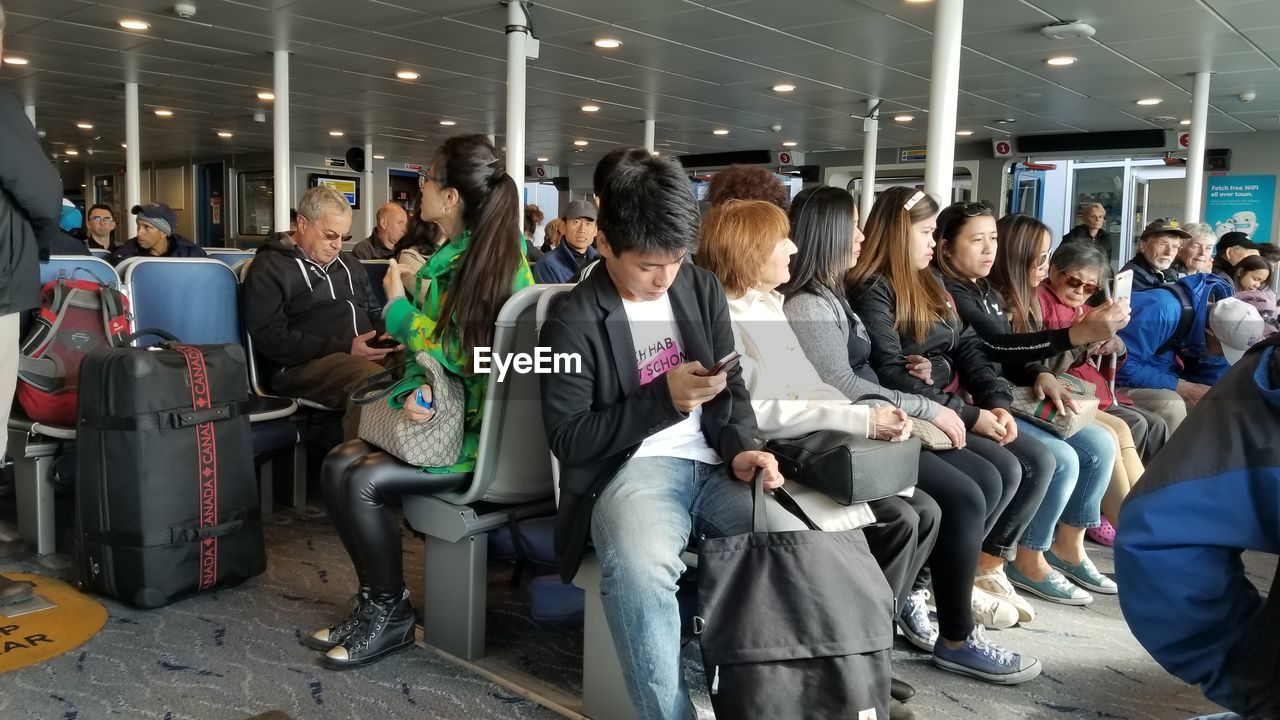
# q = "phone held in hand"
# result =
<box><xmin>1112</xmin><ymin>269</ymin><xmax>1134</xmax><ymax>301</ymax></box>
<box><xmin>701</xmin><ymin>351</ymin><xmax>742</xmax><ymax>376</ymax></box>
<box><xmin>368</xmin><ymin>336</ymin><xmax>400</xmax><ymax>349</ymax></box>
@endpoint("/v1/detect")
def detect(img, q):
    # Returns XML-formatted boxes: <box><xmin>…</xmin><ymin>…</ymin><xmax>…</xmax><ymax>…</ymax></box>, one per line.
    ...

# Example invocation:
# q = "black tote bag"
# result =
<box><xmin>694</xmin><ymin>472</ymin><xmax>893</xmax><ymax>720</ymax></box>
<box><xmin>765</xmin><ymin>430</ymin><xmax>920</xmax><ymax>505</ymax></box>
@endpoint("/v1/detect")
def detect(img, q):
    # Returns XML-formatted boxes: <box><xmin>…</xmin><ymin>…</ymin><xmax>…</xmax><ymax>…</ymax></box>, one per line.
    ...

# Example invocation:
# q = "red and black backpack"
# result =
<box><xmin>16</xmin><ymin>275</ymin><xmax>130</xmax><ymax>426</ymax></box>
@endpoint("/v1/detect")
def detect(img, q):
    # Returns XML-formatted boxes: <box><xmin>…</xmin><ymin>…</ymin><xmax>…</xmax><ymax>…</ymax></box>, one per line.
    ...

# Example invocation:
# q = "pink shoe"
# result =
<box><xmin>1087</xmin><ymin>517</ymin><xmax>1116</xmax><ymax>547</ymax></box>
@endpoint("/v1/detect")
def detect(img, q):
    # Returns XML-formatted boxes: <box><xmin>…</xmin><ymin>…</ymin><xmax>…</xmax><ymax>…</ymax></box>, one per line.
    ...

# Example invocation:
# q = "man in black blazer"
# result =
<box><xmin>539</xmin><ymin>149</ymin><xmax>806</xmax><ymax>720</ymax></box>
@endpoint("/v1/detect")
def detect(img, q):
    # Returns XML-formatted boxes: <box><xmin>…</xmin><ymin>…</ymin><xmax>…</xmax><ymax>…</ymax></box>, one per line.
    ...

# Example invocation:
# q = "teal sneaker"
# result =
<box><xmin>1046</xmin><ymin>550</ymin><xmax>1118</xmax><ymax>595</ymax></box>
<box><xmin>1005</xmin><ymin>563</ymin><xmax>1093</xmax><ymax>606</ymax></box>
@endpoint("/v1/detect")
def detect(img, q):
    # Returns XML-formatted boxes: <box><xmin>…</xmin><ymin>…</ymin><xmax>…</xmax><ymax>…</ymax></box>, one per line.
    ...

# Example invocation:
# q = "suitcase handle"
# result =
<box><xmin>119</xmin><ymin>327</ymin><xmax>181</xmax><ymax>346</ymax></box>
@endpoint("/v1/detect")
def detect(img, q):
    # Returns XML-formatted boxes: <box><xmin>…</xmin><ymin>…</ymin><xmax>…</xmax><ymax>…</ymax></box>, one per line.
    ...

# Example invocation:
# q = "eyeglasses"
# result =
<box><xmin>88</xmin><ymin>216</ymin><xmax>114</xmax><ymax>224</ymax></box>
<box><xmin>1032</xmin><ymin>252</ymin><xmax>1050</xmax><ymax>269</ymax></box>
<box><xmin>418</xmin><ymin>168</ymin><xmax>439</xmax><ymax>186</ymax></box>
<box><xmin>299</xmin><ymin>214</ymin><xmax>352</xmax><ymax>244</ymax></box>
<box><xmin>1060</xmin><ymin>273</ymin><xmax>1100</xmax><ymax>295</ymax></box>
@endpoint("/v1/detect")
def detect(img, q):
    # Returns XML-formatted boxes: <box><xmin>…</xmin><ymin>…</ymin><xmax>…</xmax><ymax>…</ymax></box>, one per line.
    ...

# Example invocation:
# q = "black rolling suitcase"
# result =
<box><xmin>76</xmin><ymin>330</ymin><xmax>266</xmax><ymax>608</ymax></box>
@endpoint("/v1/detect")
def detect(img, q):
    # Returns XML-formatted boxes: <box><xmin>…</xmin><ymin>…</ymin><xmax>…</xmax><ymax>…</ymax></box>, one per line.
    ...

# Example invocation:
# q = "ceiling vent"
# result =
<box><xmin>1040</xmin><ymin>21</ymin><xmax>1096</xmax><ymax>41</ymax></box>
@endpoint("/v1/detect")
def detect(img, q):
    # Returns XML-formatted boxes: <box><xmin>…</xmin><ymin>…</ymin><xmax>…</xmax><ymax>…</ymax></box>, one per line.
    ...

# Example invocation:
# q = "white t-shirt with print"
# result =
<box><xmin>622</xmin><ymin>293</ymin><xmax>722</xmax><ymax>464</ymax></box>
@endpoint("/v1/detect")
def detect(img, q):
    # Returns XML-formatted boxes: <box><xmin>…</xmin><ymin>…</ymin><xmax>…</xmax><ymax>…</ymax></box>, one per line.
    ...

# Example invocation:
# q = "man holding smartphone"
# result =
<box><xmin>540</xmin><ymin>149</ymin><xmax>807</xmax><ymax>720</ymax></box>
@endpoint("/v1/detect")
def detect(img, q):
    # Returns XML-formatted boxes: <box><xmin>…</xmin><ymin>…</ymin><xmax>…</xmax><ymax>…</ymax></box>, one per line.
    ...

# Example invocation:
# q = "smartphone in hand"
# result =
<box><xmin>1112</xmin><ymin>269</ymin><xmax>1134</xmax><ymax>301</ymax></box>
<box><xmin>700</xmin><ymin>351</ymin><xmax>742</xmax><ymax>376</ymax></box>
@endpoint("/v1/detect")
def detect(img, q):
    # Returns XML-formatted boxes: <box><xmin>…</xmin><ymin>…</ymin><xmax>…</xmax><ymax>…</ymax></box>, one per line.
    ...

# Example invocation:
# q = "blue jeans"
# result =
<box><xmin>1016</xmin><ymin>420</ymin><xmax>1116</xmax><ymax>551</ymax></box>
<box><xmin>590</xmin><ymin>456</ymin><xmax>808</xmax><ymax>720</ymax></box>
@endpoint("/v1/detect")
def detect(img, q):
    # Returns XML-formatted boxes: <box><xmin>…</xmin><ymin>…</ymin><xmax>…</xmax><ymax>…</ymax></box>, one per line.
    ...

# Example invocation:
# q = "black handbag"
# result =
<box><xmin>765</xmin><ymin>430</ymin><xmax>920</xmax><ymax>505</ymax></box>
<box><xmin>695</xmin><ymin>471</ymin><xmax>893</xmax><ymax>720</ymax></box>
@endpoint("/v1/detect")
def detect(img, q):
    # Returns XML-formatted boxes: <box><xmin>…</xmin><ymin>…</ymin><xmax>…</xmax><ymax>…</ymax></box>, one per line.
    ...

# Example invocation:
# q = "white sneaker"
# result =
<box><xmin>974</xmin><ymin>567</ymin><xmax>1035</xmax><ymax>624</ymax></box>
<box><xmin>971</xmin><ymin>587</ymin><xmax>1020</xmax><ymax>630</ymax></box>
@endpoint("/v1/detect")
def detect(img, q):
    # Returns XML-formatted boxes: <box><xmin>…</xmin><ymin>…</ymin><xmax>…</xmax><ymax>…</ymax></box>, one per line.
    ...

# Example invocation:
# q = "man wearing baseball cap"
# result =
<box><xmin>532</xmin><ymin>198</ymin><xmax>599</xmax><ymax>284</ymax></box>
<box><xmin>1116</xmin><ymin>307</ymin><xmax>1278</xmax><ymax>720</ymax></box>
<box><xmin>1211</xmin><ymin>231</ymin><xmax>1263</xmax><ymax>286</ymax></box>
<box><xmin>108</xmin><ymin>202</ymin><xmax>207</xmax><ymax>265</ymax></box>
<box><xmin>1122</xmin><ymin>220</ymin><xmax>1191</xmax><ymax>292</ymax></box>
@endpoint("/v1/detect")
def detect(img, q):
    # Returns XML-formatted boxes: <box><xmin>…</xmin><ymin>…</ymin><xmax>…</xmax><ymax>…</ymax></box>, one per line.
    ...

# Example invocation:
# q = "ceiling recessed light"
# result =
<box><xmin>77</xmin><ymin>122</ymin><xmax>94</xmax><ymax>129</ymax></box>
<box><xmin>439</xmin><ymin>120</ymin><xmax>457</xmax><ymax>126</ymax></box>
<box><xmin>119</xmin><ymin>19</ymin><xmax>151</xmax><ymax>31</ymax></box>
<box><xmin>395</xmin><ymin>70</ymin><xmax>420</xmax><ymax>80</ymax></box>
<box><xmin>593</xmin><ymin>38</ymin><xmax>622</xmax><ymax>48</ymax></box>
<box><xmin>905</xmin><ymin>0</ymin><xmax>932</xmax><ymax>3</ymax></box>
<box><xmin>373</xmin><ymin>154</ymin><xmax>385</xmax><ymax>160</ymax></box>
<box><xmin>257</xmin><ymin>91</ymin><xmax>275</xmax><ymax>100</ymax></box>
<box><xmin>1046</xmin><ymin>56</ymin><xmax>1077</xmax><ymax>66</ymax></box>
<box><xmin>1180</xmin><ymin>119</ymin><xmax>1192</xmax><ymax>126</ymax></box>
<box><xmin>1136</xmin><ymin>98</ymin><xmax>1162</xmax><ymax>106</ymax></box>
<box><xmin>217</xmin><ymin>131</ymin><xmax>233</xmax><ymax>138</ymax></box>
<box><xmin>65</xmin><ymin>149</ymin><xmax>79</xmax><ymax>156</ymax></box>
<box><xmin>995</xmin><ymin>118</ymin><xmax>1017</xmax><ymax>124</ymax></box>
<box><xmin>573</xmin><ymin>140</ymin><xmax>589</xmax><ymax>146</ymax></box>
<box><xmin>536</xmin><ymin>156</ymin><xmax>550</xmax><ymax>162</ymax></box>
<box><xmin>782</xmin><ymin>141</ymin><xmax>798</xmax><ymax>147</ymax></box>
<box><xmin>581</xmin><ymin>104</ymin><xmax>601</xmax><ymax>112</ymax></box>
<box><xmin>154</xmin><ymin>109</ymin><xmax>173</xmax><ymax>117</ymax></box>
<box><xmin>329</xmin><ymin>130</ymin><xmax>344</xmax><ymax>136</ymax></box>
<box><xmin>894</xmin><ymin>115</ymin><xmax>915</xmax><ymax>122</ymax></box>
<box><xmin>772</xmin><ymin>83</ymin><xmax>796</xmax><ymax>93</ymax></box>
<box><xmin>3</xmin><ymin>56</ymin><xmax>30</xmax><ymax>65</ymax></box>
<box><xmin>712</xmin><ymin>129</ymin><xmax>730</xmax><ymax>135</ymax></box>
<box><xmin>956</xmin><ymin>130</ymin><xmax>974</xmax><ymax>136</ymax></box>
<box><xmin>121</xmin><ymin>143</ymin><xmax>127</xmax><ymax>148</ymax></box>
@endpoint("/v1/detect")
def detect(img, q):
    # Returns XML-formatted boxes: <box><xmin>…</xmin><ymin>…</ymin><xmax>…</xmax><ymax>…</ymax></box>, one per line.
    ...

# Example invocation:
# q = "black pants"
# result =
<box><xmin>912</xmin><ymin>448</ymin><xmax>1008</xmax><ymax>642</ymax></box>
<box><xmin>970</xmin><ymin>433</ymin><xmax>1053</xmax><ymax>560</ymax></box>
<box><xmin>864</xmin><ymin>491</ymin><xmax>940</xmax><ymax>612</ymax></box>
<box><xmin>321</xmin><ymin>440</ymin><xmax>466</xmax><ymax>602</ymax></box>
<box><xmin>1108</xmin><ymin>402</ymin><xmax>1169</xmax><ymax>463</ymax></box>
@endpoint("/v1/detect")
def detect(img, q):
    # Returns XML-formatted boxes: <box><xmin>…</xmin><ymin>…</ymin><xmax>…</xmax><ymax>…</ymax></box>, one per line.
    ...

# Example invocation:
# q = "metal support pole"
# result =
<box><xmin>273</xmin><ymin>50</ymin><xmax>291</xmax><ymax>234</ymax></box>
<box><xmin>125</xmin><ymin>83</ymin><xmax>141</xmax><ymax>239</ymax></box>
<box><xmin>860</xmin><ymin>98</ymin><xmax>880</xmax><ymax>226</ymax></box>
<box><xmin>1184</xmin><ymin>72</ymin><xmax>1211</xmax><ymax>223</ymax></box>
<box><xmin>504</xmin><ymin>0</ymin><xmax>528</xmax><ymax>218</ymax></box>
<box><xmin>923</xmin><ymin>0</ymin><xmax>964</xmax><ymax>203</ymax></box>
<box><xmin>643</xmin><ymin>119</ymin><xmax>656</xmax><ymax>153</ymax></box>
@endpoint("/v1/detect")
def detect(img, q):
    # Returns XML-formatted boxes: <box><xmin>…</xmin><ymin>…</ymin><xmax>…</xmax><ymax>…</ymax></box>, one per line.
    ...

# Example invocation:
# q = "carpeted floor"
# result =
<box><xmin>0</xmin><ymin>503</ymin><xmax>1255</xmax><ymax>720</ymax></box>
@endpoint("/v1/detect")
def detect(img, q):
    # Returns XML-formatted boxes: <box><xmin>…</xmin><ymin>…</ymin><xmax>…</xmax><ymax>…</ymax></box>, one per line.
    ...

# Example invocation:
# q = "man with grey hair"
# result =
<box><xmin>352</xmin><ymin>202</ymin><xmax>408</xmax><ymax>260</ymax></box>
<box><xmin>0</xmin><ymin>0</ymin><xmax>58</xmax><ymax>601</ymax></box>
<box><xmin>1173</xmin><ymin>223</ymin><xmax>1216</xmax><ymax>278</ymax></box>
<box><xmin>1063</xmin><ymin>202</ymin><xmax>1114</xmax><ymax>267</ymax></box>
<box><xmin>243</xmin><ymin>186</ymin><xmax>397</xmax><ymax>439</ymax></box>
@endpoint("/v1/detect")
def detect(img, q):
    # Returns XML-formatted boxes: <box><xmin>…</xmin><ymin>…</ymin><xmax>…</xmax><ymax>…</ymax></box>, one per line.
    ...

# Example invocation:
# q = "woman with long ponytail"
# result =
<box><xmin>313</xmin><ymin>135</ymin><xmax>534</xmax><ymax>670</ymax></box>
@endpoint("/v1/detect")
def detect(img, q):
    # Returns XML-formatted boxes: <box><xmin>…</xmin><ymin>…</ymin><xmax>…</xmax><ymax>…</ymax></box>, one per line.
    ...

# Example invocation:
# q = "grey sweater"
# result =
<box><xmin>783</xmin><ymin>285</ymin><xmax>943</xmax><ymax>421</ymax></box>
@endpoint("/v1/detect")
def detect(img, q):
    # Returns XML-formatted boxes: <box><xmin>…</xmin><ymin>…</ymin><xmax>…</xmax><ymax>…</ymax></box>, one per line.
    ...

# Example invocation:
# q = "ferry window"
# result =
<box><xmin>238</xmin><ymin>170</ymin><xmax>275</xmax><ymax>237</ymax></box>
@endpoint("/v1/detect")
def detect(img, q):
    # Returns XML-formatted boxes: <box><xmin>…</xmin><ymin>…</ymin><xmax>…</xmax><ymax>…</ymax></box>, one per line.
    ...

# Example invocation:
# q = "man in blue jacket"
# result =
<box><xmin>1116</xmin><ymin>273</ymin><xmax>1234</xmax><ymax>432</ymax></box>
<box><xmin>532</xmin><ymin>199</ymin><xmax>600</xmax><ymax>284</ymax></box>
<box><xmin>1116</xmin><ymin>327</ymin><xmax>1279</xmax><ymax>719</ymax></box>
<box><xmin>108</xmin><ymin>202</ymin><xmax>207</xmax><ymax>264</ymax></box>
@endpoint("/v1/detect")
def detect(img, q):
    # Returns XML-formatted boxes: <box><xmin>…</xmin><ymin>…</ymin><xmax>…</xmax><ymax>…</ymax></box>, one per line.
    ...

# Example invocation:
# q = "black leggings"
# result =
<box><xmin>321</xmin><ymin>440</ymin><xmax>466</xmax><ymax>602</ymax></box>
<box><xmin>969</xmin><ymin>433</ymin><xmax>1052</xmax><ymax>560</ymax></box>
<box><xmin>912</xmin><ymin>448</ymin><xmax>1008</xmax><ymax>642</ymax></box>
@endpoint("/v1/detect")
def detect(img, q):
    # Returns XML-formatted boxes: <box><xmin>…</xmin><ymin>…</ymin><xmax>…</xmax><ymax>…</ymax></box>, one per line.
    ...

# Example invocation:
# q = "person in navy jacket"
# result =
<box><xmin>533</xmin><ymin>199</ymin><xmax>599</xmax><ymax>284</ymax></box>
<box><xmin>1115</xmin><ymin>321</ymin><xmax>1278</xmax><ymax>719</ymax></box>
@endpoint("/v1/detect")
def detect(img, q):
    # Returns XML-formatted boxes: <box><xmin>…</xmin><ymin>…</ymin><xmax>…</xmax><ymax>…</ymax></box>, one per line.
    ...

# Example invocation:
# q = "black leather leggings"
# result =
<box><xmin>321</xmin><ymin>440</ymin><xmax>466</xmax><ymax>602</ymax></box>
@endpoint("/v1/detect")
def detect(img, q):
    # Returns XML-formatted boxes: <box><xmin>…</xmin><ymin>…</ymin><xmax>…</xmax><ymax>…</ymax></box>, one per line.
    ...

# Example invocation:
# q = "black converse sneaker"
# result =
<box><xmin>306</xmin><ymin>587</ymin><xmax>371</xmax><ymax>651</ymax></box>
<box><xmin>322</xmin><ymin>590</ymin><xmax>416</xmax><ymax>670</ymax></box>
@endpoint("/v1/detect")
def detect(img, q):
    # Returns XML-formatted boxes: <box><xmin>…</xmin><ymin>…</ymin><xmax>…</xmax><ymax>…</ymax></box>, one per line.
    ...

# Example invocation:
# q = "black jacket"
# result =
<box><xmin>0</xmin><ymin>90</ymin><xmax>59</xmax><ymax>315</ymax></box>
<box><xmin>109</xmin><ymin>233</ymin><xmax>206</xmax><ymax>265</ymax></box>
<box><xmin>943</xmin><ymin>276</ymin><xmax>1074</xmax><ymax>385</ymax></box>
<box><xmin>242</xmin><ymin>233</ymin><xmax>384</xmax><ymax>374</ymax></box>
<box><xmin>540</xmin><ymin>262</ymin><xmax>757</xmax><ymax>581</ymax></box>
<box><xmin>848</xmin><ymin>274</ymin><xmax>1012</xmax><ymax>428</ymax></box>
<box><xmin>1063</xmin><ymin>225</ymin><xmax>1114</xmax><ymax>267</ymax></box>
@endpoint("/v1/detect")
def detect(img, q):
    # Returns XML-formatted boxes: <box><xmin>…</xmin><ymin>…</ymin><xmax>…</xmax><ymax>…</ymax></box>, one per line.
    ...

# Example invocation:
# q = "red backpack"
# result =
<box><xmin>17</xmin><ymin>276</ymin><xmax>131</xmax><ymax>426</ymax></box>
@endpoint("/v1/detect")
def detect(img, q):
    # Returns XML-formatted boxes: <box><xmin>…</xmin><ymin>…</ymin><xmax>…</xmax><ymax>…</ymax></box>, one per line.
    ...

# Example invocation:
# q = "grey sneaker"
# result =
<box><xmin>933</xmin><ymin>626</ymin><xmax>1042</xmax><ymax>685</ymax></box>
<box><xmin>897</xmin><ymin>589</ymin><xmax>939</xmax><ymax>651</ymax></box>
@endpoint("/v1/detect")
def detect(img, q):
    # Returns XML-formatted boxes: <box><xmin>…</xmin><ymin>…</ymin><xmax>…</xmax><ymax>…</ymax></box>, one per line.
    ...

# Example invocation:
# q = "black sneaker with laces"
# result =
<box><xmin>322</xmin><ymin>590</ymin><xmax>416</xmax><ymax>670</ymax></box>
<box><xmin>306</xmin><ymin>587</ymin><xmax>371</xmax><ymax>651</ymax></box>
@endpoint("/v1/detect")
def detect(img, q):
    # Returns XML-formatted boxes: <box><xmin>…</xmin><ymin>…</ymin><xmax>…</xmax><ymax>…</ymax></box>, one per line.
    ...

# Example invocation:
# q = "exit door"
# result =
<box><xmin>197</xmin><ymin>162</ymin><xmax>225</xmax><ymax>247</ymax></box>
<box><xmin>1009</xmin><ymin>165</ymin><xmax>1046</xmax><ymax>218</ymax></box>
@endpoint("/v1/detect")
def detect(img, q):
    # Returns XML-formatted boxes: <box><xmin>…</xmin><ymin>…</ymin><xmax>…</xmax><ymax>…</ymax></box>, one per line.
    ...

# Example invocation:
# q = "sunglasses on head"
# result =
<box><xmin>952</xmin><ymin>201</ymin><xmax>994</xmax><ymax>217</ymax></box>
<box><xmin>418</xmin><ymin>168</ymin><xmax>439</xmax><ymax>186</ymax></box>
<box><xmin>1060</xmin><ymin>273</ymin><xmax>1100</xmax><ymax>295</ymax></box>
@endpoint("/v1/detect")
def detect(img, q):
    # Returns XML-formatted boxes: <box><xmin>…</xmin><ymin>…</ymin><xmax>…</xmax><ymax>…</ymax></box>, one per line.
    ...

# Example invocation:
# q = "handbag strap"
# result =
<box><xmin>350</xmin><ymin>359</ymin><xmax>410</xmax><ymax>406</ymax></box>
<box><xmin>751</xmin><ymin>469</ymin><xmax>767</xmax><ymax>536</ymax></box>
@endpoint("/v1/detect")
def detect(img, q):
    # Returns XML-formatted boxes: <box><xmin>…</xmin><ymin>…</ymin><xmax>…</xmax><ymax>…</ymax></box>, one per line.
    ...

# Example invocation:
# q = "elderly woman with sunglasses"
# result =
<box><xmin>936</xmin><ymin>203</ymin><xmax>1129</xmax><ymax>612</ymax></box>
